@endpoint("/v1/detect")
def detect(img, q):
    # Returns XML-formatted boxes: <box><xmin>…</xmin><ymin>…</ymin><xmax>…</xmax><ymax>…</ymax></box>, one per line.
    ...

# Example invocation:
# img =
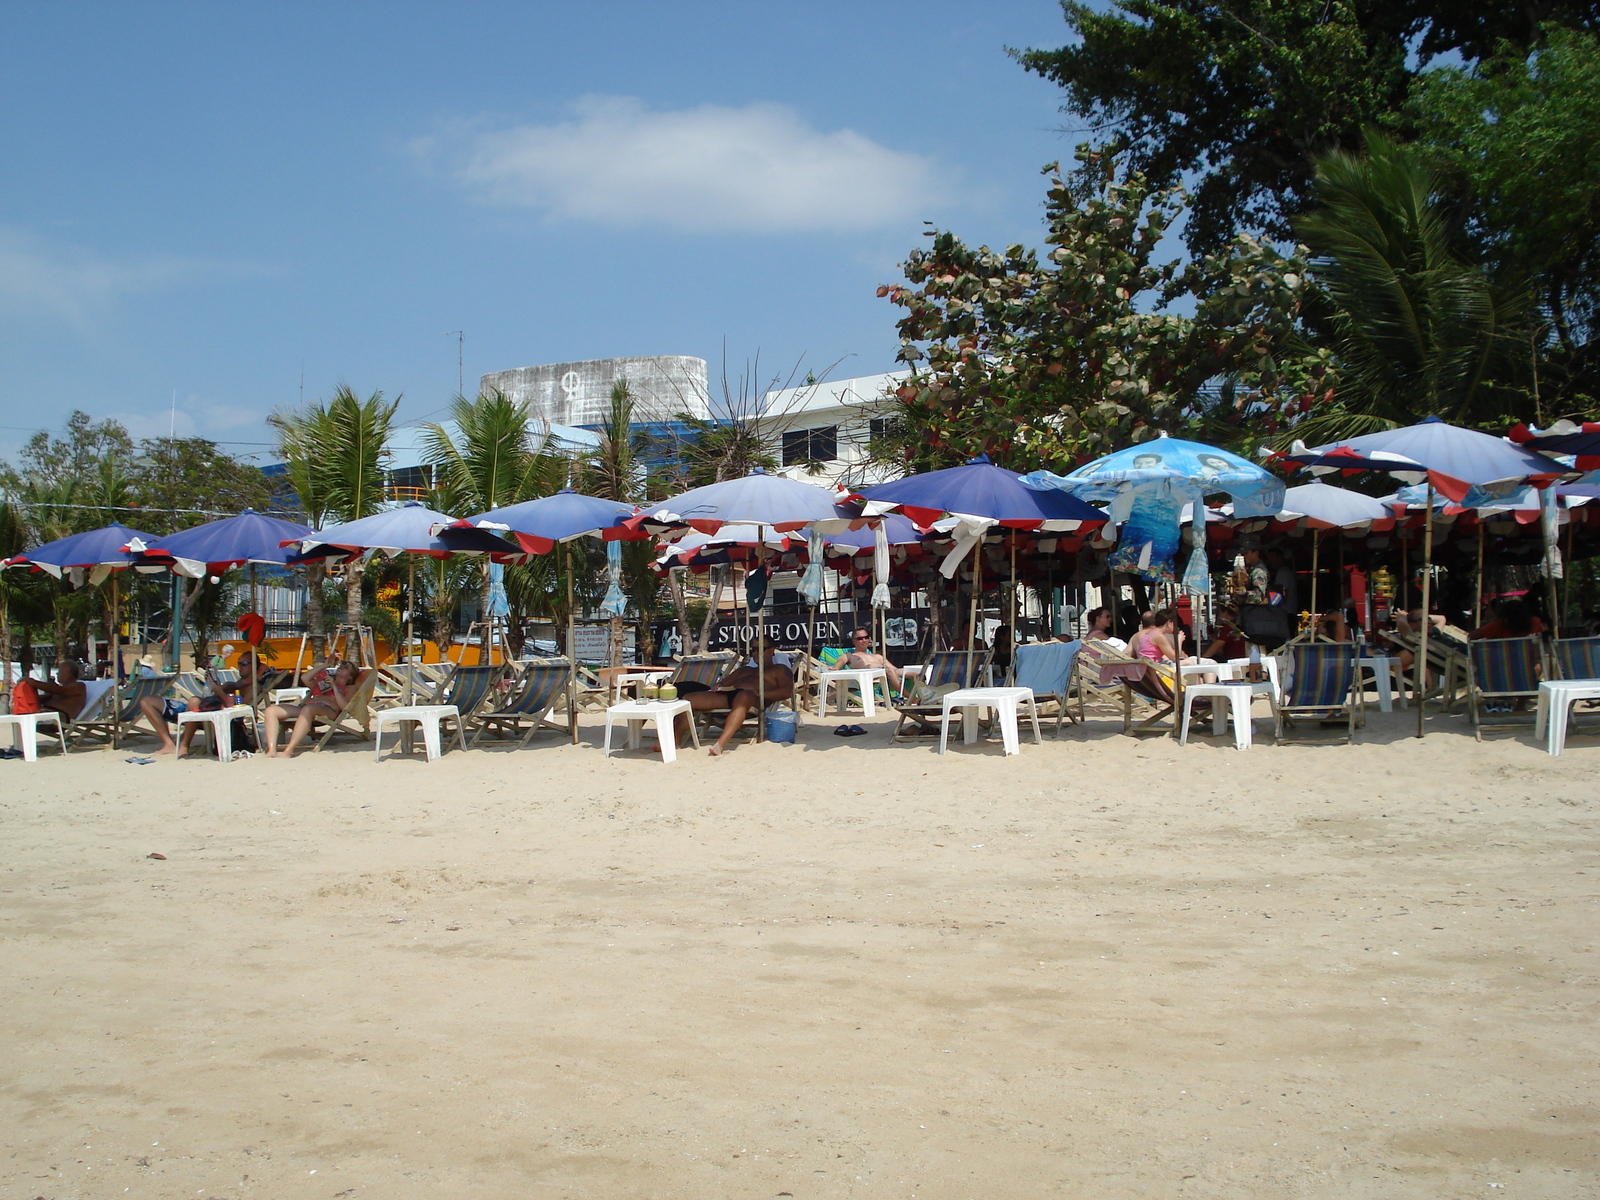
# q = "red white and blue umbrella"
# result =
<box><xmin>853</xmin><ymin>455</ymin><xmax>1103</xmax><ymax>530</ymax></box>
<box><xmin>133</xmin><ymin>509</ymin><xmax>311</xmax><ymax>578</ymax></box>
<box><xmin>637</xmin><ymin>469</ymin><xmax>856</xmax><ymax>536</ymax></box>
<box><xmin>4</xmin><ymin>520</ymin><xmax>163</xmax><ymax>579</ymax></box>
<box><xmin>444</xmin><ymin>488</ymin><xmax>645</xmax><ymax>556</ymax></box>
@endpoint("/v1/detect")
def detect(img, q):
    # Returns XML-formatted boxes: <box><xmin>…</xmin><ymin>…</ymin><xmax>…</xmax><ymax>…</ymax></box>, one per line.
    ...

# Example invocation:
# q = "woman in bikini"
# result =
<box><xmin>263</xmin><ymin>660</ymin><xmax>358</xmax><ymax>759</ymax></box>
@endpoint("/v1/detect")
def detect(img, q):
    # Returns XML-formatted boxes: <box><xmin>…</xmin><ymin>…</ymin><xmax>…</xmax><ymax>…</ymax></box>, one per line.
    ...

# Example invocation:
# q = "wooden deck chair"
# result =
<box><xmin>889</xmin><ymin>650</ymin><xmax>989</xmax><ymax>743</ymax></box>
<box><xmin>1069</xmin><ymin>641</ymin><xmax>1175</xmax><ymax>734</ymax></box>
<box><xmin>25</xmin><ymin>678</ymin><xmax>119</xmax><ymax>750</ymax></box>
<box><xmin>309</xmin><ymin>669</ymin><xmax>381</xmax><ymax>752</ymax></box>
<box><xmin>375</xmin><ymin>662</ymin><xmax>449</xmax><ymax>707</ymax></box>
<box><xmin>1009</xmin><ymin>640</ymin><xmax>1081</xmax><ymax>736</ymax></box>
<box><xmin>436</xmin><ymin>664</ymin><xmax>505</xmax><ymax>721</ymax></box>
<box><xmin>1274</xmin><ymin>643</ymin><xmax>1362</xmax><ymax>744</ymax></box>
<box><xmin>1464</xmin><ymin>636</ymin><xmax>1545</xmax><ymax>740</ymax></box>
<box><xmin>1386</xmin><ymin>628</ymin><xmax>1469</xmax><ymax>710</ymax></box>
<box><xmin>469</xmin><ymin>657</ymin><xmax>571</xmax><ymax>748</ymax></box>
<box><xmin>68</xmin><ymin>674</ymin><xmax>176</xmax><ymax>747</ymax></box>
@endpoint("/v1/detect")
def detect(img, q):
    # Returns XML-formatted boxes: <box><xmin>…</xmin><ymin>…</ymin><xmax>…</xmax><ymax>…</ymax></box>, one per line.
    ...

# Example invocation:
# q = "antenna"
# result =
<box><xmin>170</xmin><ymin>388</ymin><xmax>177</xmax><ymax>438</ymax></box>
<box><xmin>447</xmin><ymin>331</ymin><xmax>464</xmax><ymax>397</ymax></box>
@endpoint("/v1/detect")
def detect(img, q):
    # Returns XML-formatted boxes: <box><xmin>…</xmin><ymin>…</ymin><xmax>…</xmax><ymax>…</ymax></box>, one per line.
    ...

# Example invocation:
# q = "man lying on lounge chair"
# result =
<box><xmin>138</xmin><ymin>650</ymin><xmax>276</xmax><ymax>756</ymax></box>
<box><xmin>846</xmin><ymin>626</ymin><xmax>904</xmax><ymax>695</ymax></box>
<box><xmin>674</xmin><ymin>644</ymin><xmax>793</xmax><ymax>757</ymax></box>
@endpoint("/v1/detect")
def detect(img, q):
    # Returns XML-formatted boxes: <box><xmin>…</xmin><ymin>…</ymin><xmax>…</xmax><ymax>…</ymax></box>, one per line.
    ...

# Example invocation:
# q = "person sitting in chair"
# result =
<box><xmin>845</xmin><ymin>626</ymin><xmax>904</xmax><ymax>695</ymax></box>
<box><xmin>34</xmin><ymin>661</ymin><xmax>87</xmax><ymax>720</ymax></box>
<box><xmin>263</xmin><ymin>659</ymin><xmax>358</xmax><ymax>759</ymax></box>
<box><xmin>674</xmin><ymin>644</ymin><xmax>794</xmax><ymax>757</ymax></box>
<box><xmin>138</xmin><ymin>650</ymin><xmax>277</xmax><ymax>757</ymax></box>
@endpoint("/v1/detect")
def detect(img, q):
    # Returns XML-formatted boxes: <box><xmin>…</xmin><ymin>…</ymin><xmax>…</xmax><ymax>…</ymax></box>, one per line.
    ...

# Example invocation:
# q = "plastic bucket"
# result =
<box><xmin>765</xmin><ymin>709</ymin><xmax>799</xmax><ymax>744</ymax></box>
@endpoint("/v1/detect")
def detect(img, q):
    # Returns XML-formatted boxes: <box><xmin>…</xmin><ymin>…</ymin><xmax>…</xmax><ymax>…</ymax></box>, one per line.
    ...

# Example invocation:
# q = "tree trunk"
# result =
<box><xmin>302</xmin><ymin>561</ymin><xmax>328</xmax><ymax>666</ymax></box>
<box><xmin>345</xmin><ymin>563</ymin><xmax>364</xmax><ymax>627</ymax></box>
<box><xmin>696</xmin><ymin>566</ymin><xmax>725</xmax><ymax>654</ymax></box>
<box><xmin>668</xmin><ymin>567</ymin><xmax>692</xmax><ymax>657</ymax></box>
<box><xmin>0</xmin><ymin>593</ymin><xmax>12</xmax><ymax>693</ymax></box>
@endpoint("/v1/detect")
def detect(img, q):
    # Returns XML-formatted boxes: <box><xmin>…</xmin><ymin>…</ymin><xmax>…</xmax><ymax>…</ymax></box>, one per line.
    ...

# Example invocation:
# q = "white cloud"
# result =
<box><xmin>416</xmin><ymin>96</ymin><xmax>941</xmax><ymax>234</ymax></box>
<box><xmin>0</xmin><ymin>226</ymin><xmax>263</xmax><ymax>326</ymax></box>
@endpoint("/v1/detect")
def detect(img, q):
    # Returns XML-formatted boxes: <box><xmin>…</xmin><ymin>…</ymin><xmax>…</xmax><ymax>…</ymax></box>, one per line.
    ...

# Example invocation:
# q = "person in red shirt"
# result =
<box><xmin>1470</xmin><ymin>598</ymin><xmax>1545</xmax><ymax>640</ymax></box>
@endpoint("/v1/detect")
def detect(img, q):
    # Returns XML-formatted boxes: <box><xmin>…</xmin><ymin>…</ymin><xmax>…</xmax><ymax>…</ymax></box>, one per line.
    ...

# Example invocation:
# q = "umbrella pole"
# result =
<box><xmin>1009</xmin><ymin>539</ymin><xmax>1017</xmax><ymax>663</ymax></box>
<box><xmin>404</xmin><ymin>556</ymin><xmax>415</xmax><ymax>706</ymax></box>
<box><xmin>966</xmin><ymin>547</ymin><xmax>980</xmax><ymax>688</ymax></box>
<box><xmin>1474</xmin><ymin>522</ymin><xmax>1485</xmax><ymax>630</ymax></box>
<box><xmin>111</xmin><ymin>573</ymin><xmax>120</xmax><ymax>749</ymax></box>
<box><xmin>756</xmin><ymin>531</ymin><xmax>766</xmax><ymax>743</ymax></box>
<box><xmin>1416</xmin><ymin>485</ymin><xmax>1434</xmax><ymax>739</ymax></box>
<box><xmin>566</xmin><ymin>546</ymin><xmax>577</xmax><ymax>744</ymax></box>
<box><xmin>1311</xmin><ymin>531</ymin><xmax>1320</xmax><ymax>633</ymax></box>
<box><xmin>1560</xmin><ymin>517</ymin><xmax>1573</xmax><ymax>638</ymax></box>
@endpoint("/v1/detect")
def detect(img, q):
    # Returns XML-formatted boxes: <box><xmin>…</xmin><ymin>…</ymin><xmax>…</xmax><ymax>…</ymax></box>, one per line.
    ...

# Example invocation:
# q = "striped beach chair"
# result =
<box><xmin>71</xmin><ymin>674</ymin><xmax>177</xmax><ymax>748</ymax></box>
<box><xmin>1465</xmin><ymin>636</ymin><xmax>1545</xmax><ymax>740</ymax></box>
<box><xmin>469</xmin><ymin>657</ymin><xmax>571</xmax><ymax>749</ymax></box>
<box><xmin>889</xmin><ymin>650</ymin><xmax>989</xmax><ymax>743</ymax></box>
<box><xmin>1274</xmin><ymin>643</ymin><xmax>1361</xmax><ymax>744</ymax></box>
<box><xmin>1010</xmin><ymin>640</ymin><xmax>1081</xmax><ymax>736</ymax></box>
<box><xmin>1551</xmin><ymin>636</ymin><xmax>1600</xmax><ymax>681</ymax></box>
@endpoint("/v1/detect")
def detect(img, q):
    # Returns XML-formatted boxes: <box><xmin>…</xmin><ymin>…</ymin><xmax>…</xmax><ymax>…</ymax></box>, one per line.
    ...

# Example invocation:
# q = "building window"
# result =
<box><xmin>782</xmin><ymin>426</ymin><xmax>838</xmax><ymax>465</ymax></box>
<box><xmin>869</xmin><ymin>417</ymin><xmax>896</xmax><ymax>443</ymax></box>
<box><xmin>385</xmin><ymin>465</ymin><xmax>432</xmax><ymax>500</ymax></box>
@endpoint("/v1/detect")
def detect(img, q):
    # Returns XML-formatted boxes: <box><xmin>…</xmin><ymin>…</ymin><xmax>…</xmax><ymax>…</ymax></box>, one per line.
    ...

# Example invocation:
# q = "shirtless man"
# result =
<box><xmin>674</xmin><ymin>645</ymin><xmax>794</xmax><ymax>756</ymax></box>
<box><xmin>138</xmin><ymin>650</ymin><xmax>276</xmax><ymax>756</ymax></box>
<box><xmin>34</xmin><ymin>661</ymin><xmax>88</xmax><ymax>720</ymax></box>
<box><xmin>845</xmin><ymin>626</ymin><xmax>903</xmax><ymax>694</ymax></box>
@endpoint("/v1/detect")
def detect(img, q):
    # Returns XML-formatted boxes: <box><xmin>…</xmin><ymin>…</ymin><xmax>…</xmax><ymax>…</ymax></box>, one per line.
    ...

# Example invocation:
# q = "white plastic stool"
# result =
<box><xmin>373</xmin><ymin>704</ymin><xmax>464</xmax><ymax>762</ymax></box>
<box><xmin>176</xmin><ymin>704</ymin><xmax>254</xmax><ymax>762</ymax></box>
<box><xmin>937</xmin><ymin>686</ymin><xmax>1040</xmax><ymax>755</ymax></box>
<box><xmin>1179</xmin><ymin>681</ymin><xmax>1274</xmax><ymax>750</ymax></box>
<box><xmin>1534</xmin><ymin>679</ymin><xmax>1600</xmax><ymax>755</ymax></box>
<box><xmin>603</xmin><ymin>699</ymin><xmax>695</xmax><ymax>762</ymax></box>
<box><xmin>0</xmin><ymin>711</ymin><xmax>64</xmax><ymax>761</ymax></box>
<box><xmin>1357</xmin><ymin>656</ymin><xmax>1402</xmax><ymax>712</ymax></box>
<box><xmin>816</xmin><ymin>667</ymin><xmax>888</xmax><ymax>717</ymax></box>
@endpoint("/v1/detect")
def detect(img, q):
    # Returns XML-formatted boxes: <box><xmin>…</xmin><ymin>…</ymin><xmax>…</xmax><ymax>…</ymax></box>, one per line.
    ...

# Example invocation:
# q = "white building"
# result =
<box><xmin>481</xmin><ymin>355</ymin><xmax>710</xmax><ymax>427</ymax></box>
<box><xmin>758</xmin><ymin>370</ymin><xmax>909</xmax><ymax>488</ymax></box>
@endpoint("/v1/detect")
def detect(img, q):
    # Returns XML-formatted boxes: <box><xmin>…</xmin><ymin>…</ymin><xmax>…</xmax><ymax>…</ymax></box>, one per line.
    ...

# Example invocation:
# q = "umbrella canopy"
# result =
<box><xmin>656</xmin><ymin>512</ymin><xmax>924</xmax><ymax>568</ymax></box>
<box><xmin>289</xmin><ymin>501</ymin><xmax>465</xmax><ymax>561</ymax></box>
<box><xmin>853</xmin><ymin>455</ymin><xmax>1103</xmax><ymax>529</ymax></box>
<box><xmin>134</xmin><ymin>509</ymin><xmax>311</xmax><ymax>578</ymax></box>
<box><xmin>1509</xmin><ymin>420</ymin><xmax>1600</xmax><ymax>469</ymax></box>
<box><xmin>4</xmin><ymin>521</ymin><xmax>164</xmax><ymax>580</ymax></box>
<box><xmin>446</xmin><ymin>488</ymin><xmax>644</xmax><ymax>556</ymax></box>
<box><xmin>1281</xmin><ymin>416</ymin><xmax>1568</xmax><ymax>504</ymax></box>
<box><xmin>637</xmin><ymin>469</ymin><xmax>854</xmax><ymax>535</ymax></box>
<box><xmin>1021</xmin><ymin>436</ymin><xmax>1285</xmax><ymax>517</ymax></box>
<box><xmin>1272</xmin><ymin>482</ymin><xmax>1394</xmax><ymax>528</ymax></box>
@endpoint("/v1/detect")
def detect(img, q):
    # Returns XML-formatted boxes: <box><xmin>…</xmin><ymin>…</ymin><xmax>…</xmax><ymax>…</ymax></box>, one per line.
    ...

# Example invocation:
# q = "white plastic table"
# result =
<box><xmin>603</xmin><ymin>698</ymin><xmax>696</xmax><ymax>763</ymax></box>
<box><xmin>816</xmin><ymin>667</ymin><xmax>888</xmax><ymax>717</ymax></box>
<box><xmin>1358</xmin><ymin>655</ymin><xmax>1402</xmax><ymax>712</ymax></box>
<box><xmin>937</xmin><ymin>686</ymin><xmax>1040</xmax><ymax>756</ymax></box>
<box><xmin>1534</xmin><ymin>679</ymin><xmax>1600</xmax><ymax>755</ymax></box>
<box><xmin>270</xmin><ymin>687</ymin><xmax>309</xmax><ymax>705</ymax></box>
<box><xmin>176</xmin><ymin>704</ymin><xmax>254</xmax><ymax>762</ymax></box>
<box><xmin>373</xmin><ymin>704</ymin><xmax>464</xmax><ymax>763</ymax></box>
<box><xmin>0</xmin><ymin>711</ymin><xmax>64</xmax><ymax>761</ymax></box>
<box><xmin>1179</xmin><ymin>659</ymin><xmax>1237</xmax><ymax>683</ymax></box>
<box><xmin>1179</xmin><ymin>680</ymin><xmax>1275</xmax><ymax>750</ymax></box>
<box><xmin>1229</xmin><ymin>655</ymin><xmax>1286</xmax><ymax>702</ymax></box>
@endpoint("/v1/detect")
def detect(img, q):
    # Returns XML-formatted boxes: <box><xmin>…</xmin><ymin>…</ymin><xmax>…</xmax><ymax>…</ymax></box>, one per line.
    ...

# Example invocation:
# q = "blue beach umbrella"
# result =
<box><xmin>852</xmin><ymin>455</ymin><xmax>1103</xmax><ymax>530</ymax></box>
<box><xmin>444</xmin><ymin>488</ymin><xmax>644</xmax><ymax>555</ymax></box>
<box><xmin>135</xmin><ymin>509</ymin><xmax>311</xmax><ymax>578</ymax></box>
<box><xmin>638</xmin><ymin>469</ymin><xmax>855</xmax><ymax>535</ymax></box>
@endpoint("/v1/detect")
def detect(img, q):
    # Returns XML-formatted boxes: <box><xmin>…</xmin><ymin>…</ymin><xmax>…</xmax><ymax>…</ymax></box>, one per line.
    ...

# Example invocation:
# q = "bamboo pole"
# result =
<box><xmin>1416</xmin><ymin>485</ymin><xmax>1434</xmax><ymax>739</ymax></box>
<box><xmin>1310</xmin><ymin>528</ymin><xmax>1320</xmax><ymax>629</ymax></box>
<box><xmin>110</xmin><ymin>573</ymin><xmax>121</xmax><ymax>749</ymax></box>
<box><xmin>755</xmin><ymin>534</ymin><xmax>766</xmax><ymax>742</ymax></box>
<box><xmin>1474</xmin><ymin>522</ymin><xmax>1485</xmax><ymax>630</ymax></box>
<box><xmin>566</xmin><ymin>545</ymin><xmax>577</xmax><ymax>744</ymax></box>
<box><xmin>965</xmin><ymin>542</ymin><xmax>981</xmax><ymax>688</ymax></box>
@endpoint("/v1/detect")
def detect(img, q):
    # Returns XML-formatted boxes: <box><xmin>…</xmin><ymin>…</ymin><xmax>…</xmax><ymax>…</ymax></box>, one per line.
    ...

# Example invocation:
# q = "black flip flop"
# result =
<box><xmin>833</xmin><ymin>725</ymin><xmax>852</xmax><ymax>737</ymax></box>
<box><xmin>848</xmin><ymin>725</ymin><xmax>867</xmax><ymax>736</ymax></box>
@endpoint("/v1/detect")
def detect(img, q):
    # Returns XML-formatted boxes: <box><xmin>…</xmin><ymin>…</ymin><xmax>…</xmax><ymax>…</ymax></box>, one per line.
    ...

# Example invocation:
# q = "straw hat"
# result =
<box><xmin>138</xmin><ymin>654</ymin><xmax>159</xmax><ymax>669</ymax></box>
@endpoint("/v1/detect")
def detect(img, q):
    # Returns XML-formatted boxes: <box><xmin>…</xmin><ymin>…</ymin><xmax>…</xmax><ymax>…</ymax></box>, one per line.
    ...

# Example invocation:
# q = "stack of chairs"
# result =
<box><xmin>1274</xmin><ymin>642</ymin><xmax>1363</xmax><ymax>744</ymax></box>
<box><xmin>1464</xmin><ymin>636</ymin><xmax>1545</xmax><ymax>740</ymax></box>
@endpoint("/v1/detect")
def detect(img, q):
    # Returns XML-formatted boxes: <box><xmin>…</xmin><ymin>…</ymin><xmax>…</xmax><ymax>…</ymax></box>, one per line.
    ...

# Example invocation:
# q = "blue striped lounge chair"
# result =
<box><xmin>1465</xmin><ymin>636</ymin><xmax>1544</xmax><ymax>740</ymax></box>
<box><xmin>469</xmin><ymin>657</ymin><xmax>572</xmax><ymax>749</ymax></box>
<box><xmin>1551</xmin><ymin>636</ymin><xmax>1600</xmax><ymax>681</ymax></box>
<box><xmin>70</xmin><ymin>673</ymin><xmax>178</xmax><ymax>748</ymax></box>
<box><xmin>1010</xmin><ymin>640</ymin><xmax>1081</xmax><ymax>736</ymax></box>
<box><xmin>1274</xmin><ymin>643</ymin><xmax>1361</xmax><ymax>744</ymax></box>
<box><xmin>890</xmin><ymin>650</ymin><xmax>990</xmax><ymax>743</ymax></box>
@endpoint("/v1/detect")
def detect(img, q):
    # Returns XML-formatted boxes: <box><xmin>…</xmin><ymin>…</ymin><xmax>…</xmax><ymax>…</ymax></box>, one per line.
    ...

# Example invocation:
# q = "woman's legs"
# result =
<box><xmin>280</xmin><ymin>701</ymin><xmax>335</xmax><ymax>758</ymax></box>
<box><xmin>263</xmin><ymin>703</ymin><xmax>299</xmax><ymax>757</ymax></box>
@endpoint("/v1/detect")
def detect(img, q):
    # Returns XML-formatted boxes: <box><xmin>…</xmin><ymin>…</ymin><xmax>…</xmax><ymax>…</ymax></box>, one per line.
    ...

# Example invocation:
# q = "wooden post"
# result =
<box><xmin>566</xmin><ymin>545</ymin><xmax>577</xmax><ymax>744</ymax></box>
<box><xmin>110</xmin><ymin>572</ymin><xmax>121</xmax><ymax>749</ymax></box>
<box><xmin>965</xmin><ymin>542</ymin><xmax>981</xmax><ymax>688</ymax></box>
<box><xmin>1416</xmin><ymin>485</ymin><xmax>1434</xmax><ymax>739</ymax></box>
<box><xmin>1474</xmin><ymin>522</ymin><xmax>1485</xmax><ymax>630</ymax></box>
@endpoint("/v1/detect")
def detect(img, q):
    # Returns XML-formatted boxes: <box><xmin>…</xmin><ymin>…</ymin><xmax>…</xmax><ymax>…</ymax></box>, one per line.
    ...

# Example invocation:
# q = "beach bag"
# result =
<box><xmin>764</xmin><ymin>709</ymin><xmax>799</xmax><ymax>744</ymax></box>
<box><xmin>11</xmin><ymin>679</ymin><xmax>41</xmax><ymax>715</ymax></box>
<box><xmin>229</xmin><ymin>716</ymin><xmax>257</xmax><ymax>754</ymax></box>
<box><xmin>1239</xmin><ymin>603</ymin><xmax>1292</xmax><ymax>648</ymax></box>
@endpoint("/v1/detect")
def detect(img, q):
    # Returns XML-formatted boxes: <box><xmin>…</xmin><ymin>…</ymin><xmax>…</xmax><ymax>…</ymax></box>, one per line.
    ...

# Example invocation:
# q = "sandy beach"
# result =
<box><xmin>2</xmin><ymin>705</ymin><xmax>1595</xmax><ymax>1199</ymax></box>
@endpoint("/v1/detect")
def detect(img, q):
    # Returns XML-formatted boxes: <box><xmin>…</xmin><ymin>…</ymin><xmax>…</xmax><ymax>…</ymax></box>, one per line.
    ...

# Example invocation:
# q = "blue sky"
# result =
<box><xmin>0</xmin><ymin>1</ymin><xmax>1091</xmax><ymax>464</ymax></box>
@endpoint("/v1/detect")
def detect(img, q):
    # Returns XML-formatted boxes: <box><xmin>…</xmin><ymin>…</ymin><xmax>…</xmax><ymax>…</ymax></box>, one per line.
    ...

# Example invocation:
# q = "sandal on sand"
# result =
<box><xmin>833</xmin><ymin>725</ymin><xmax>852</xmax><ymax>737</ymax></box>
<box><xmin>125</xmin><ymin>756</ymin><xmax>156</xmax><ymax>765</ymax></box>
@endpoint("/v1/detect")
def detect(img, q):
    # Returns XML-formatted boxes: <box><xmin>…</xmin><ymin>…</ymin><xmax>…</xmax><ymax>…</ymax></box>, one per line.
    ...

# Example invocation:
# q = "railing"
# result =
<box><xmin>385</xmin><ymin>486</ymin><xmax>428</xmax><ymax>502</ymax></box>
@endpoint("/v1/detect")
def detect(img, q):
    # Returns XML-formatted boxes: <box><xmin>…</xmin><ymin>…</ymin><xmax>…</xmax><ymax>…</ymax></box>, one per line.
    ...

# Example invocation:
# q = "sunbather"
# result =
<box><xmin>263</xmin><ymin>660</ymin><xmax>358</xmax><ymax>759</ymax></box>
<box><xmin>674</xmin><ymin>645</ymin><xmax>794</xmax><ymax>757</ymax></box>
<box><xmin>845</xmin><ymin>626</ymin><xmax>904</xmax><ymax>694</ymax></box>
<box><xmin>1078</xmin><ymin>606</ymin><xmax>1128</xmax><ymax>652</ymax></box>
<box><xmin>138</xmin><ymin>651</ymin><xmax>276</xmax><ymax>756</ymax></box>
<box><xmin>34</xmin><ymin>661</ymin><xmax>87</xmax><ymax>720</ymax></box>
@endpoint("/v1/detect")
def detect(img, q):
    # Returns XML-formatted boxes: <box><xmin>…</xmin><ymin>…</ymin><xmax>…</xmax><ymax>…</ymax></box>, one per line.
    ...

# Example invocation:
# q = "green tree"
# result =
<box><xmin>1014</xmin><ymin>1</ymin><xmax>1597</xmax><ymax>255</ymax></box>
<box><xmin>877</xmin><ymin>151</ymin><xmax>1314</xmax><ymax>472</ymax></box>
<box><xmin>1288</xmin><ymin>132</ymin><xmax>1532</xmax><ymax>440</ymax></box>
<box><xmin>1413</xmin><ymin>24</ymin><xmax>1600</xmax><ymax>416</ymax></box>
<box><xmin>131</xmin><ymin>437</ymin><xmax>273</xmax><ymax>534</ymax></box>
<box><xmin>268</xmin><ymin>385</ymin><xmax>399</xmax><ymax>653</ymax></box>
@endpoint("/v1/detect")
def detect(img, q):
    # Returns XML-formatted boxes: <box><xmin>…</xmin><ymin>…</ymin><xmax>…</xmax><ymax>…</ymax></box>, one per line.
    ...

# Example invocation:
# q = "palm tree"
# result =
<box><xmin>1290</xmin><ymin>131</ymin><xmax>1532</xmax><ymax>441</ymax></box>
<box><xmin>269</xmin><ymin>385</ymin><xmax>399</xmax><ymax>659</ymax></box>
<box><xmin>421</xmin><ymin>388</ymin><xmax>564</xmax><ymax>645</ymax></box>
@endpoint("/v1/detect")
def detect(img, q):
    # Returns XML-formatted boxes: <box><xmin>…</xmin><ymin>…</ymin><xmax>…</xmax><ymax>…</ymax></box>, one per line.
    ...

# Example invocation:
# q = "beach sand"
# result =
<box><xmin>2</xmin><ymin>704</ymin><xmax>1595</xmax><ymax>1198</ymax></box>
